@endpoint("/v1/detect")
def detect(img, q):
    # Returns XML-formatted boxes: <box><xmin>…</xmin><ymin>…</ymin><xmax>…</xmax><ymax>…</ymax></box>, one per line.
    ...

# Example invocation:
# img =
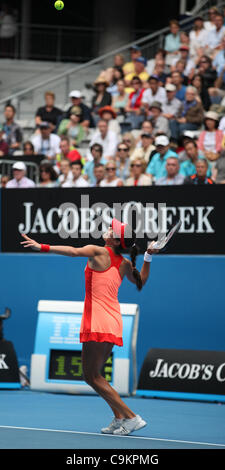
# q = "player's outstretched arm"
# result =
<box><xmin>124</xmin><ymin>241</ymin><xmax>159</xmax><ymax>287</ymax></box>
<box><xmin>20</xmin><ymin>234</ymin><xmax>104</xmax><ymax>258</ymax></box>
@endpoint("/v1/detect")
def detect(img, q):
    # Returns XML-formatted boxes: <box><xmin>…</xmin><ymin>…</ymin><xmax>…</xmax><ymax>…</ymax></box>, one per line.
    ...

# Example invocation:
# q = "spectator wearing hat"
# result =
<box><xmin>184</xmin><ymin>158</ymin><xmax>214</xmax><ymax>184</ymax></box>
<box><xmin>31</xmin><ymin>121</ymin><xmax>61</xmax><ymax>163</ymax></box>
<box><xmin>6</xmin><ymin>161</ymin><xmax>36</xmax><ymax>188</ymax></box>
<box><xmin>179</xmin><ymin>140</ymin><xmax>211</xmax><ymax>178</ymax></box>
<box><xmin>124</xmin><ymin>76</ymin><xmax>145</xmax><ymax>130</ymax></box>
<box><xmin>65</xmin><ymin>90</ymin><xmax>93</xmax><ymax>129</ymax></box>
<box><xmin>130</xmin><ymin>132</ymin><xmax>155</xmax><ymax>165</ymax></box>
<box><xmin>91</xmin><ymin>78</ymin><xmax>112</xmax><ymax>124</ymax></box>
<box><xmin>189</xmin><ymin>17</ymin><xmax>208</xmax><ymax>60</ymax></box>
<box><xmin>35</xmin><ymin>91</ymin><xmax>63</xmax><ymax>132</ymax></box>
<box><xmin>57</xmin><ymin>106</ymin><xmax>86</xmax><ymax>146</ymax></box>
<box><xmin>98</xmin><ymin>106</ymin><xmax>121</xmax><ymax>135</ymax></box>
<box><xmin>156</xmin><ymin>157</ymin><xmax>184</xmax><ymax>185</ymax></box>
<box><xmin>83</xmin><ymin>143</ymin><xmax>106</xmax><ymax>185</ymax></box>
<box><xmin>197</xmin><ymin>111</ymin><xmax>224</xmax><ymax>162</ymax></box>
<box><xmin>123</xmin><ymin>45</ymin><xmax>142</xmax><ymax>76</ymax></box>
<box><xmin>3</xmin><ymin>104</ymin><xmax>23</xmax><ymax>155</ymax></box>
<box><xmin>87</xmin><ymin>119</ymin><xmax>118</xmax><ymax>161</ymax></box>
<box><xmin>0</xmin><ymin>123</ymin><xmax>9</xmax><ymax>156</ymax></box>
<box><xmin>141</xmin><ymin>75</ymin><xmax>167</xmax><ymax>111</ymax></box>
<box><xmin>62</xmin><ymin>160</ymin><xmax>89</xmax><ymax>188</ymax></box>
<box><xmin>146</xmin><ymin>135</ymin><xmax>178</xmax><ymax>181</ymax></box>
<box><xmin>171</xmin><ymin>45</ymin><xmax>195</xmax><ymax>79</ymax></box>
<box><xmin>169</xmin><ymin>86</ymin><xmax>204</xmax><ymax>142</ymax></box>
<box><xmin>162</xmin><ymin>83</ymin><xmax>182</xmax><ymax>120</ymax></box>
<box><xmin>125</xmin><ymin>157</ymin><xmax>151</xmax><ymax>186</ymax></box>
<box><xmin>148</xmin><ymin>101</ymin><xmax>170</xmax><ymax>136</ymax></box>
<box><xmin>124</xmin><ymin>56</ymin><xmax>149</xmax><ymax>86</ymax></box>
<box><xmin>170</xmin><ymin>71</ymin><xmax>187</xmax><ymax>103</ymax></box>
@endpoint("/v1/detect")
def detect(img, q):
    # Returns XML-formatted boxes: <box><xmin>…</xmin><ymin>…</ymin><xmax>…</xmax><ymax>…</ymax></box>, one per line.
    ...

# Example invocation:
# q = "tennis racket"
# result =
<box><xmin>150</xmin><ymin>219</ymin><xmax>181</xmax><ymax>251</ymax></box>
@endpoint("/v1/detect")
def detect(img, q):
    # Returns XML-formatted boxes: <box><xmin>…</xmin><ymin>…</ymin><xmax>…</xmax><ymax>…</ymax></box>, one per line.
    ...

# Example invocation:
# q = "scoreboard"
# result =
<box><xmin>30</xmin><ymin>300</ymin><xmax>139</xmax><ymax>396</ymax></box>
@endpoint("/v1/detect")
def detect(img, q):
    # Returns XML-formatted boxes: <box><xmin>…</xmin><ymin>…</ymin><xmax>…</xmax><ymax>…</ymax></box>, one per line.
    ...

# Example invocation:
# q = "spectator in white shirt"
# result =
<box><xmin>141</xmin><ymin>75</ymin><xmax>167</xmax><ymax>113</ymax></box>
<box><xmin>58</xmin><ymin>158</ymin><xmax>73</xmax><ymax>187</ymax></box>
<box><xmin>162</xmin><ymin>83</ymin><xmax>182</xmax><ymax>120</ymax></box>
<box><xmin>62</xmin><ymin>160</ymin><xmax>89</xmax><ymax>188</ymax></box>
<box><xmin>171</xmin><ymin>45</ymin><xmax>195</xmax><ymax>78</ymax></box>
<box><xmin>204</xmin><ymin>7</ymin><xmax>218</xmax><ymax>32</ymax></box>
<box><xmin>98</xmin><ymin>106</ymin><xmax>121</xmax><ymax>135</ymax></box>
<box><xmin>31</xmin><ymin>122</ymin><xmax>61</xmax><ymax>163</ymax></box>
<box><xmin>87</xmin><ymin>119</ymin><xmax>118</xmax><ymax>161</ymax></box>
<box><xmin>6</xmin><ymin>161</ymin><xmax>36</xmax><ymax>188</ymax></box>
<box><xmin>189</xmin><ymin>16</ymin><xmax>208</xmax><ymax>60</ymax></box>
<box><xmin>204</xmin><ymin>13</ymin><xmax>225</xmax><ymax>55</ymax></box>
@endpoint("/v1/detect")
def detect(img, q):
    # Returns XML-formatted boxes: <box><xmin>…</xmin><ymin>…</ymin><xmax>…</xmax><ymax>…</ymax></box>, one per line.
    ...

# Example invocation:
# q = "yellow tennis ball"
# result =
<box><xmin>54</xmin><ymin>1</ymin><xmax>64</xmax><ymax>10</ymax></box>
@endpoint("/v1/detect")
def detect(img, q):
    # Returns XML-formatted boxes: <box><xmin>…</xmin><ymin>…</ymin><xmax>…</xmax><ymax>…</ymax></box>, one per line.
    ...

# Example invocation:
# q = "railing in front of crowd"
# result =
<box><xmin>0</xmin><ymin>1</ymin><xmax>225</xmax><ymax>121</ymax></box>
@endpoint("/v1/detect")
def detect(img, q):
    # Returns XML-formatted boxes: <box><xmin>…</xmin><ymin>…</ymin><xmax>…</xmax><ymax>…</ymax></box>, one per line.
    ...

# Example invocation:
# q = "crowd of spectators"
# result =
<box><xmin>2</xmin><ymin>6</ymin><xmax>225</xmax><ymax>188</ymax></box>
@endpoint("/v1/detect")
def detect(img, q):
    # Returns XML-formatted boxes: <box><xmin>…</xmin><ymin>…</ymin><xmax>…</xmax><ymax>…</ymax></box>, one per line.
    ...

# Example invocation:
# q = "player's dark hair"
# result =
<box><xmin>115</xmin><ymin>225</ymin><xmax>143</xmax><ymax>291</ymax></box>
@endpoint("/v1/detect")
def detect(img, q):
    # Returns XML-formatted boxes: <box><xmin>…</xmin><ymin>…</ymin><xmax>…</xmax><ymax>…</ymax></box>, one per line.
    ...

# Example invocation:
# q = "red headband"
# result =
<box><xmin>111</xmin><ymin>218</ymin><xmax>127</xmax><ymax>249</ymax></box>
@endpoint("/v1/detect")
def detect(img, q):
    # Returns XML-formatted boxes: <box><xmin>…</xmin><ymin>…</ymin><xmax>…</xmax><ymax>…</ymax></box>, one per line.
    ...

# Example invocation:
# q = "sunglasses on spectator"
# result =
<box><xmin>131</xmin><ymin>163</ymin><xmax>142</xmax><ymax>168</ymax></box>
<box><xmin>106</xmin><ymin>167</ymin><xmax>116</xmax><ymax>171</ymax></box>
<box><xmin>200</xmin><ymin>60</ymin><xmax>207</xmax><ymax>64</ymax></box>
<box><xmin>123</xmin><ymin>139</ymin><xmax>131</xmax><ymax>143</ymax></box>
<box><xmin>118</xmin><ymin>147</ymin><xmax>128</xmax><ymax>151</ymax></box>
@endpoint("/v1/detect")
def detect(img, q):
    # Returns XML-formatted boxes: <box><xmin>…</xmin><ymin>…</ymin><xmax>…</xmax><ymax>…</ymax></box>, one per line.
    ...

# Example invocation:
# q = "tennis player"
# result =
<box><xmin>21</xmin><ymin>218</ymin><xmax>159</xmax><ymax>435</ymax></box>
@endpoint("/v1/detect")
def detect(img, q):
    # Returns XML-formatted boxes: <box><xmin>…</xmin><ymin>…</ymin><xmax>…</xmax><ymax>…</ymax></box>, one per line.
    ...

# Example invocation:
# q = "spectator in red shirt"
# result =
<box><xmin>124</xmin><ymin>76</ymin><xmax>145</xmax><ymax>130</ymax></box>
<box><xmin>0</xmin><ymin>124</ymin><xmax>9</xmax><ymax>156</ymax></box>
<box><xmin>57</xmin><ymin>136</ymin><xmax>83</xmax><ymax>163</ymax></box>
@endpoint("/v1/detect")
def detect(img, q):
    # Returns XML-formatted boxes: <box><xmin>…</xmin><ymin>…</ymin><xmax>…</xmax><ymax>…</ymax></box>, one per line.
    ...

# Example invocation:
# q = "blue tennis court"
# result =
<box><xmin>1</xmin><ymin>390</ymin><xmax>225</xmax><ymax>449</ymax></box>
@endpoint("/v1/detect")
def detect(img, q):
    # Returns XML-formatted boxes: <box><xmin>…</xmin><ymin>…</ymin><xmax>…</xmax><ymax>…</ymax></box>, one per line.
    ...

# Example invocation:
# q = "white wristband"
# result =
<box><xmin>144</xmin><ymin>251</ymin><xmax>152</xmax><ymax>262</ymax></box>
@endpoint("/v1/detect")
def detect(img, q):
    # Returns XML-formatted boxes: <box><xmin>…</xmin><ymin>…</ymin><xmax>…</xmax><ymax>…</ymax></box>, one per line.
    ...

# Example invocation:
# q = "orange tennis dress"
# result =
<box><xmin>80</xmin><ymin>247</ymin><xmax>124</xmax><ymax>346</ymax></box>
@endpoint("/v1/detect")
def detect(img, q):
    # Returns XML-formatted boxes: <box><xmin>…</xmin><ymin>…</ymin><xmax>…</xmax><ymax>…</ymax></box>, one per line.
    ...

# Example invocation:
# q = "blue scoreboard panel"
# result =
<box><xmin>30</xmin><ymin>300</ymin><xmax>139</xmax><ymax>396</ymax></box>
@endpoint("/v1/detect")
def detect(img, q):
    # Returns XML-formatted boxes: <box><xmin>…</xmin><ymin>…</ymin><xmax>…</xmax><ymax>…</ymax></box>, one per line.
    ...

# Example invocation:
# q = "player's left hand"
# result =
<box><xmin>147</xmin><ymin>241</ymin><xmax>160</xmax><ymax>254</ymax></box>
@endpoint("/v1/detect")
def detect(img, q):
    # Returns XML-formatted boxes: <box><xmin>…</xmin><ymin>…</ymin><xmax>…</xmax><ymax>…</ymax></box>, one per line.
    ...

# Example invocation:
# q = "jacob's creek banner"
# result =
<box><xmin>0</xmin><ymin>340</ymin><xmax>21</xmax><ymax>388</ymax></box>
<box><xmin>137</xmin><ymin>348</ymin><xmax>225</xmax><ymax>401</ymax></box>
<box><xmin>1</xmin><ymin>185</ymin><xmax>225</xmax><ymax>253</ymax></box>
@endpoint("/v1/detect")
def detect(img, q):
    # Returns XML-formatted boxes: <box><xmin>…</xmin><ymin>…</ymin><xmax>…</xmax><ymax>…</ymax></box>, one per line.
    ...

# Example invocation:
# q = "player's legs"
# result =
<box><xmin>82</xmin><ymin>341</ymin><xmax>136</xmax><ymax>419</ymax></box>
